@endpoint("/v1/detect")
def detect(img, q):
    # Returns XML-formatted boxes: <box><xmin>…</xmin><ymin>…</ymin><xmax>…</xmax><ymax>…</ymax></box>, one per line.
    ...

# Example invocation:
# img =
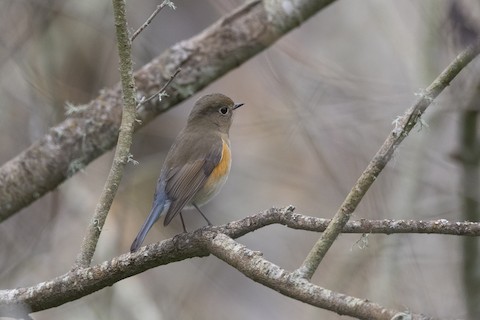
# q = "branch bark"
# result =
<box><xmin>0</xmin><ymin>206</ymin><xmax>478</xmax><ymax>317</ymax></box>
<box><xmin>204</xmin><ymin>233</ymin><xmax>427</xmax><ymax>320</ymax></box>
<box><xmin>74</xmin><ymin>0</ymin><xmax>137</xmax><ymax>268</ymax></box>
<box><xmin>0</xmin><ymin>0</ymin><xmax>338</xmax><ymax>223</ymax></box>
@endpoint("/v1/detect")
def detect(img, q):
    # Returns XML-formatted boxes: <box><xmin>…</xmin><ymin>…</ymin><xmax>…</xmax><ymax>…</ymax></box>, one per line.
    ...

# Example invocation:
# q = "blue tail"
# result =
<box><xmin>130</xmin><ymin>199</ymin><xmax>166</xmax><ymax>252</ymax></box>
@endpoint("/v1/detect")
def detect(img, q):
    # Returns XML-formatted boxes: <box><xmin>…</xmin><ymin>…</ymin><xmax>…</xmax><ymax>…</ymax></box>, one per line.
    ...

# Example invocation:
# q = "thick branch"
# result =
<box><xmin>0</xmin><ymin>0</ymin><xmax>338</xmax><ymax>222</ymax></box>
<box><xmin>0</xmin><ymin>206</ymin><xmax>478</xmax><ymax>316</ymax></box>
<box><xmin>297</xmin><ymin>38</ymin><xmax>480</xmax><ymax>280</ymax></box>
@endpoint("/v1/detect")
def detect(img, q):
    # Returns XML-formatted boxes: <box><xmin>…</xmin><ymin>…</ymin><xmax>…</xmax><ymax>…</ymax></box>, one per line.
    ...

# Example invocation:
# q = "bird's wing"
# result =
<box><xmin>162</xmin><ymin>139</ymin><xmax>223</xmax><ymax>226</ymax></box>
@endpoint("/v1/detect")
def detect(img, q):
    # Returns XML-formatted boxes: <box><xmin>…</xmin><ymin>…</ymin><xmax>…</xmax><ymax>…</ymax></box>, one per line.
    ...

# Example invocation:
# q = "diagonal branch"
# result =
<box><xmin>130</xmin><ymin>0</ymin><xmax>176</xmax><ymax>42</ymax></box>
<box><xmin>204</xmin><ymin>233</ymin><xmax>427</xmax><ymax>320</ymax></box>
<box><xmin>296</xmin><ymin>38</ymin><xmax>480</xmax><ymax>280</ymax></box>
<box><xmin>0</xmin><ymin>206</ymin><xmax>478</xmax><ymax>316</ymax></box>
<box><xmin>0</xmin><ymin>0</ymin><xmax>338</xmax><ymax>223</ymax></box>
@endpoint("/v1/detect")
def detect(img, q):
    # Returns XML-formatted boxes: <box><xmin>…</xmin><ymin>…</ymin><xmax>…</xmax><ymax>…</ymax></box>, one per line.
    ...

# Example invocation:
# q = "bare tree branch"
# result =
<box><xmin>140</xmin><ymin>67</ymin><xmax>181</xmax><ymax>106</ymax></box>
<box><xmin>130</xmin><ymin>0</ymin><xmax>176</xmax><ymax>42</ymax></box>
<box><xmin>0</xmin><ymin>206</ymin><xmax>477</xmax><ymax>317</ymax></box>
<box><xmin>74</xmin><ymin>0</ymin><xmax>138</xmax><ymax>269</ymax></box>
<box><xmin>270</xmin><ymin>207</ymin><xmax>480</xmax><ymax>236</ymax></box>
<box><xmin>296</xmin><ymin>37</ymin><xmax>480</xmax><ymax>280</ymax></box>
<box><xmin>0</xmin><ymin>0</ymin><xmax>338</xmax><ymax>223</ymax></box>
<box><xmin>204</xmin><ymin>233</ymin><xmax>428</xmax><ymax>320</ymax></box>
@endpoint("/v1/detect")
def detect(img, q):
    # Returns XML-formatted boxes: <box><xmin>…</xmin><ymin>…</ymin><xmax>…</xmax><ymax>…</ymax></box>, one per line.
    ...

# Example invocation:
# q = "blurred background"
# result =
<box><xmin>1</xmin><ymin>0</ymin><xmax>480</xmax><ymax>319</ymax></box>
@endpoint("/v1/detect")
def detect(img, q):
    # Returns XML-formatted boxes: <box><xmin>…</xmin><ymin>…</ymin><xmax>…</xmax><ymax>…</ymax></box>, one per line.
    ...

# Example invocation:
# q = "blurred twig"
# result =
<box><xmin>2</xmin><ymin>206</ymin><xmax>469</xmax><ymax>318</ymax></box>
<box><xmin>75</xmin><ymin>0</ymin><xmax>137</xmax><ymax>268</ymax></box>
<box><xmin>447</xmin><ymin>2</ymin><xmax>480</xmax><ymax>317</ymax></box>
<box><xmin>295</xmin><ymin>38</ymin><xmax>480</xmax><ymax>280</ymax></box>
<box><xmin>458</xmin><ymin>89</ymin><xmax>480</xmax><ymax>319</ymax></box>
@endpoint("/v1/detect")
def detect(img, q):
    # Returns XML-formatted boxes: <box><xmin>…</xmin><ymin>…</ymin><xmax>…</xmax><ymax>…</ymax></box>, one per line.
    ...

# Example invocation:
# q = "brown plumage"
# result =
<box><xmin>130</xmin><ymin>93</ymin><xmax>243</xmax><ymax>252</ymax></box>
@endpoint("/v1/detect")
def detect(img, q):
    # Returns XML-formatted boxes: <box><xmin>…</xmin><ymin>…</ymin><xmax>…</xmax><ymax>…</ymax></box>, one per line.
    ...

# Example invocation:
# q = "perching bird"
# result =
<box><xmin>130</xmin><ymin>93</ymin><xmax>243</xmax><ymax>252</ymax></box>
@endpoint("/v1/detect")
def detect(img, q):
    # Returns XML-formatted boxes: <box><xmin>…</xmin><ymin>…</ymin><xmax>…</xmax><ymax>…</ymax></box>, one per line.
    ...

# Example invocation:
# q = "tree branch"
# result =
<box><xmin>0</xmin><ymin>206</ymin><xmax>478</xmax><ymax>317</ymax></box>
<box><xmin>74</xmin><ymin>0</ymin><xmax>138</xmax><ymax>268</ymax></box>
<box><xmin>0</xmin><ymin>0</ymin><xmax>338</xmax><ymax>223</ymax></box>
<box><xmin>296</xmin><ymin>37</ymin><xmax>480</xmax><ymax>280</ymax></box>
<box><xmin>204</xmin><ymin>233</ymin><xmax>427</xmax><ymax>320</ymax></box>
<box><xmin>140</xmin><ymin>67</ymin><xmax>181</xmax><ymax>105</ymax></box>
<box><xmin>130</xmin><ymin>0</ymin><xmax>176</xmax><ymax>42</ymax></box>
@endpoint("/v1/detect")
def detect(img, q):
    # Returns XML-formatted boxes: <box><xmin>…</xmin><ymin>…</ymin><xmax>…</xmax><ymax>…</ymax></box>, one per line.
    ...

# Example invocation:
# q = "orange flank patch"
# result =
<box><xmin>198</xmin><ymin>139</ymin><xmax>232</xmax><ymax>203</ymax></box>
<box><xmin>209</xmin><ymin>139</ymin><xmax>231</xmax><ymax>183</ymax></box>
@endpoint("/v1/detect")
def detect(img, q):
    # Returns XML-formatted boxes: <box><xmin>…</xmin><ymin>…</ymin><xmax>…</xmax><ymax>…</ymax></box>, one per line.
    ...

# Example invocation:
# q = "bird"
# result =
<box><xmin>130</xmin><ymin>93</ymin><xmax>243</xmax><ymax>252</ymax></box>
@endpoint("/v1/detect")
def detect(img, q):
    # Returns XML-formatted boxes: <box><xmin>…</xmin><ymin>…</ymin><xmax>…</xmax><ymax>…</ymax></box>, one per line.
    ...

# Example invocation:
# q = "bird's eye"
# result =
<box><xmin>219</xmin><ymin>106</ymin><xmax>229</xmax><ymax>115</ymax></box>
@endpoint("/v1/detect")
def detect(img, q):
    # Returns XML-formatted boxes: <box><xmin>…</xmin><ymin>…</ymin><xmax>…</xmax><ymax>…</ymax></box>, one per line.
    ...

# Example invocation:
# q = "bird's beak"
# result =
<box><xmin>233</xmin><ymin>103</ymin><xmax>244</xmax><ymax>110</ymax></box>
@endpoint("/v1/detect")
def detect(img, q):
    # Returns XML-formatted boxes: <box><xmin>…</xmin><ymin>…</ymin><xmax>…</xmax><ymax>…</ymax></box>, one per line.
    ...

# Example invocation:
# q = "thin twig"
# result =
<box><xmin>139</xmin><ymin>68</ymin><xmax>181</xmax><ymax>106</ymax></box>
<box><xmin>74</xmin><ymin>0</ymin><xmax>138</xmax><ymax>269</ymax></box>
<box><xmin>130</xmin><ymin>0</ymin><xmax>176</xmax><ymax>42</ymax></box>
<box><xmin>295</xmin><ymin>38</ymin><xmax>480</xmax><ymax>280</ymax></box>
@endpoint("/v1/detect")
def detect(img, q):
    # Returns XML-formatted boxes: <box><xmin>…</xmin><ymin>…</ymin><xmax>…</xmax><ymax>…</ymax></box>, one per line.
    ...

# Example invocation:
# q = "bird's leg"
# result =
<box><xmin>179</xmin><ymin>211</ymin><xmax>187</xmax><ymax>233</ymax></box>
<box><xmin>193</xmin><ymin>203</ymin><xmax>213</xmax><ymax>226</ymax></box>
